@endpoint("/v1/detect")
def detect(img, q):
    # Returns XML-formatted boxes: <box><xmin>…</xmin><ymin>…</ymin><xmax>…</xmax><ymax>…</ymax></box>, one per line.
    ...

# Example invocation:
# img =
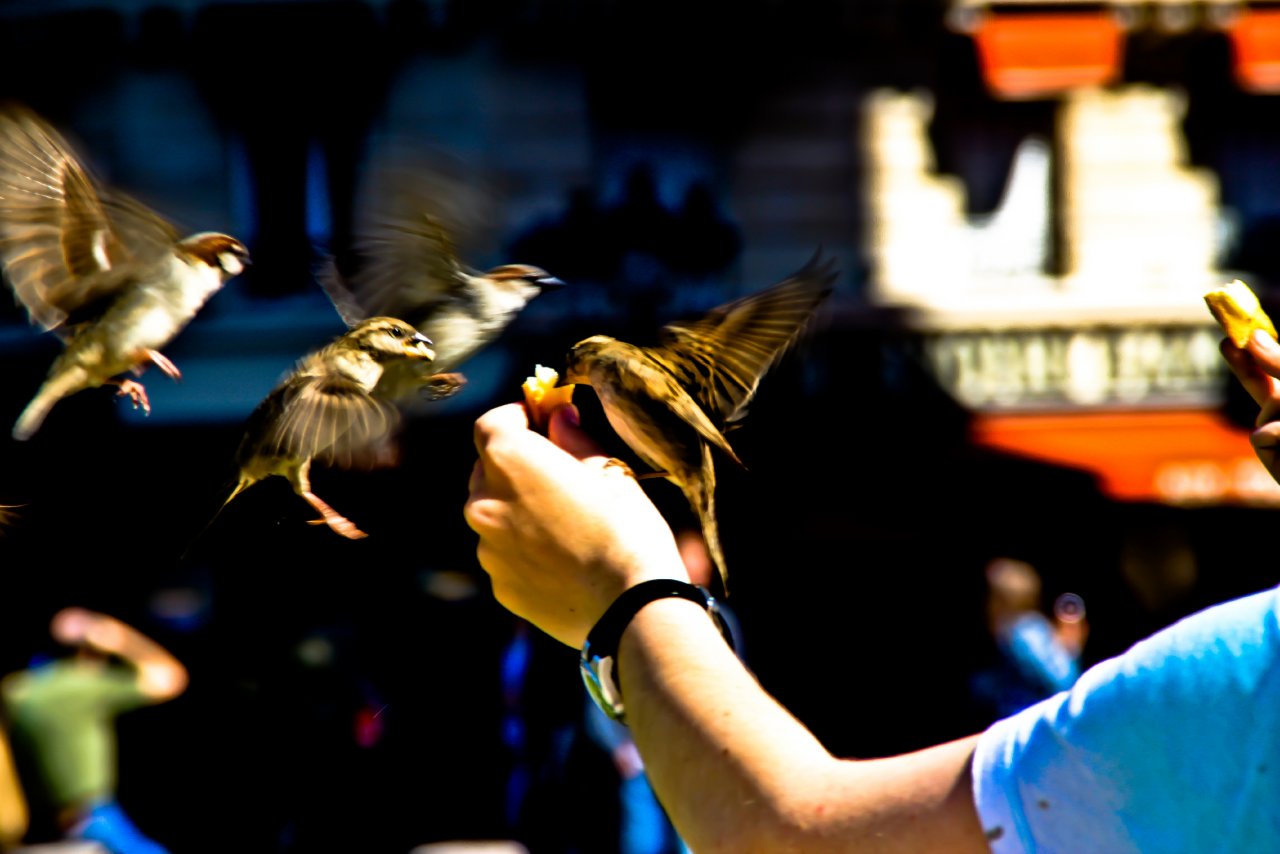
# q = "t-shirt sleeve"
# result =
<box><xmin>972</xmin><ymin>585</ymin><xmax>1280</xmax><ymax>853</ymax></box>
<box><xmin>92</xmin><ymin>665</ymin><xmax>152</xmax><ymax>714</ymax></box>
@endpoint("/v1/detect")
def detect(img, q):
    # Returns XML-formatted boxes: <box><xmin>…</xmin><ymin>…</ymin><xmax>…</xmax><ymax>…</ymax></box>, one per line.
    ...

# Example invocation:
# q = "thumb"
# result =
<box><xmin>547</xmin><ymin>404</ymin><xmax>608</xmax><ymax>462</ymax></box>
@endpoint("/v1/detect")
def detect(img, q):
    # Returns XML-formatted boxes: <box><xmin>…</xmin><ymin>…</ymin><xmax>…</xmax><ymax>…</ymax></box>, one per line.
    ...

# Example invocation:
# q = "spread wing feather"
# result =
<box><xmin>248</xmin><ymin>373</ymin><xmax>401</xmax><ymax>471</ymax></box>
<box><xmin>652</xmin><ymin>249</ymin><xmax>836</xmax><ymax>427</ymax></box>
<box><xmin>0</xmin><ymin>105</ymin><xmax>178</xmax><ymax>330</ymax></box>
<box><xmin>326</xmin><ymin>156</ymin><xmax>499</xmax><ymax>325</ymax></box>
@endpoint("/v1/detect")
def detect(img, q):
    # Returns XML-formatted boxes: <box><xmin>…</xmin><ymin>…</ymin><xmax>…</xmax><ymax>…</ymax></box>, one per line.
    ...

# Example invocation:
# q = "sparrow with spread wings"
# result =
<box><xmin>563</xmin><ymin>251</ymin><xmax>837</xmax><ymax>592</ymax></box>
<box><xmin>0</xmin><ymin>104</ymin><xmax>249</xmax><ymax>440</ymax></box>
<box><xmin>220</xmin><ymin>316</ymin><xmax>445</xmax><ymax>540</ymax></box>
<box><xmin>319</xmin><ymin>159</ymin><xmax>563</xmax><ymax>404</ymax></box>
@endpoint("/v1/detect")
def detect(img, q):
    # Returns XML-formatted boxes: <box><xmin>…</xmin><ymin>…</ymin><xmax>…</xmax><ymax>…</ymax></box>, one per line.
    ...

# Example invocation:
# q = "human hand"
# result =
<box><xmin>49</xmin><ymin>607</ymin><xmax>127</xmax><ymax>653</ymax></box>
<box><xmin>49</xmin><ymin>607</ymin><xmax>93</xmax><ymax>647</ymax></box>
<box><xmin>465</xmin><ymin>402</ymin><xmax>689</xmax><ymax>648</ymax></box>
<box><xmin>1221</xmin><ymin>330</ymin><xmax>1280</xmax><ymax>484</ymax></box>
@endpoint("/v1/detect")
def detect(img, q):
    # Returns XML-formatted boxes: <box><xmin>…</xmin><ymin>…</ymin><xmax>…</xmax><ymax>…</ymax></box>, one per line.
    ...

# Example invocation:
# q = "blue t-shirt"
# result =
<box><xmin>973</xmin><ymin>585</ymin><xmax>1280</xmax><ymax>853</ymax></box>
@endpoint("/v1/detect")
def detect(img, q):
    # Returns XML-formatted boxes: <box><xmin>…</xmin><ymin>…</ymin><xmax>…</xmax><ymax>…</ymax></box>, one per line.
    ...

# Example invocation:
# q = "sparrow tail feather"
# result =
<box><xmin>688</xmin><ymin>444</ymin><xmax>729</xmax><ymax>595</ymax></box>
<box><xmin>13</xmin><ymin>365</ymin><xmax>92</xmax><ymax>441</ymax></box>
<box><xmin>179</xmin><ymin>475</ymin><xmax>256</xmax><ymax>562</ymax></box>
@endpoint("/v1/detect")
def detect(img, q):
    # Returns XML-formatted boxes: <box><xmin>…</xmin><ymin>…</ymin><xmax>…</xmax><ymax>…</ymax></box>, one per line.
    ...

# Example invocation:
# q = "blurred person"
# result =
<box><xmin>969</xmin><ymin>558</ymin><xmax>1087</xmax><ymax>720</ymax></box>
<box><xmin>2</xmin><ymin>608</ymin><xmax>188</xmax><ymax>854</ymax></box>
<box><xmin>465</xmin><ymin>385</ymin><xmax>1280</xmax><ymax>852</ymax></box>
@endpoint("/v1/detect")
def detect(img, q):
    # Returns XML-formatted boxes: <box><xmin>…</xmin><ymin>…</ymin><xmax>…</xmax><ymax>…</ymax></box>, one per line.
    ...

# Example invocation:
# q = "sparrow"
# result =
<box><xmin>220</xmin><ymin>316</ymin><xmax>439</xmax><ymax>540</ymax></box>
<box><xmin>318</xmin><ymin>158</ymin><xmax>564</xmax><ymax>404</ymax></box>
<box><xmin>563</xmin><ymin>250</ymin><xmax>837</xmax><ymax>592</ymax></box>
<box><xmin>0</xmin><ymin>104</ymin><xmax>250</xmax><ymax>440</ymax></box>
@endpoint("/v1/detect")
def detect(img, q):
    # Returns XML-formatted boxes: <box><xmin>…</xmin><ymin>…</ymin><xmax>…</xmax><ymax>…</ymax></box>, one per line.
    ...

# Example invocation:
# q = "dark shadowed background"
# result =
<box><xmin>0</xmin><ymin>2</ymin><xmax>1277</xmax><ymax>851</ymax></box>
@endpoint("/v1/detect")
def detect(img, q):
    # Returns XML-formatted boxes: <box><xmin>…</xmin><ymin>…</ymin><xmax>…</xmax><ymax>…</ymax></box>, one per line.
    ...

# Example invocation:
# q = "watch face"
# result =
<box><xmin>581</xmin><ymin>651</ymin><xmax>626</xmax><ymax>722</ymax></box>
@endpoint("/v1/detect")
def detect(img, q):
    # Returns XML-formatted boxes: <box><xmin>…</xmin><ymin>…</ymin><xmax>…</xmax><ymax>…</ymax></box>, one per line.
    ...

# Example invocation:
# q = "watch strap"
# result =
<box><xmin>581</xmin><ymin>578</ymin><xmax>733</xmax><ymax>724</ymax></box>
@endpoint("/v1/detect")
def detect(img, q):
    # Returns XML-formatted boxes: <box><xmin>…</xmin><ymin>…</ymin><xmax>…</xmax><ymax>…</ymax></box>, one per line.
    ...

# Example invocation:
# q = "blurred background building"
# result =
<box><xmin>2</xmin><ymin>0</ymin><xmax>1280</xmax><ymax>850</ymax></box>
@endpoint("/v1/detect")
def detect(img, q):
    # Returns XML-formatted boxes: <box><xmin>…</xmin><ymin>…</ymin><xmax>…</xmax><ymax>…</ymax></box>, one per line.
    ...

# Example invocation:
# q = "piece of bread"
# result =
<box><xmin>1205</xmin><ymin>279</ymin><xmax>1277</xmax><ymax>348</ymax></box>
<box><xmin>522</xmin><ymin>365</ymin><xmax>575</xmax><ymax>433</ymax></box>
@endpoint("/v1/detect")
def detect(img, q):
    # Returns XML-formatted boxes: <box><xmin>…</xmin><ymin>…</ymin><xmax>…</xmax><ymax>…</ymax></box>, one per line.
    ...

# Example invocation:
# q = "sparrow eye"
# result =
<box><xmin>387</xmin><ymin>327</ymin><xmax>405</xmax><ymax>339</ymax></box>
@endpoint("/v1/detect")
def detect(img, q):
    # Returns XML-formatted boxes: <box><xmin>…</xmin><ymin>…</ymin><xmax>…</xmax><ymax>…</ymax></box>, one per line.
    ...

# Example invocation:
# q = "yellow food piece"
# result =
<box><xmin>522</xmin><ymin>365</ymin><xmax>575</xmax><ymax>432</ymax></box>
<box><xmin>1205</xmin><ymin>279</ymin><xmax>1277</xmax><ymax>348</ymax></box>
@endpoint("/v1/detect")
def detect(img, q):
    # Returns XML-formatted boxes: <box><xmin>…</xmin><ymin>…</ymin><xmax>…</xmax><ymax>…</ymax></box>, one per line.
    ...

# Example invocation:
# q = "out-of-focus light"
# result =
<box><xmin>1054</xmin><ymin>592</ymin><xmax>1087</xmax><ymax>623</ymax></box>
<box><xmin>149</xmin><ymin>587</ymin><xmax>210</xmax><ymax>632</ymax></box>
<box><xmin>971</xmin><ymin>12</ymin><xmax>1125</xmax><ymax>99</ymax></box>
<box><xmin>296</xmin><ymin>635</ymin><xmax>335</xmax><ymax>669</ymax></box>
<box><xmin>1227</xmin><ymin>8</ymin><xmax>1280</xmax><ymax>93</ymax></box>
<box><xmin>354</xmin><ymin>703</ymin><xmax>386</xmax><ymax>749</ymax></box>
<box><xmin>419</xmin><ymin>569</ymin><xmax>480</xmax><ymax>601</ymax></box>
<box><xmin>971</xmin><ymin>410</ymin><xmax>1280</xmax><ymax>505</ymax></box>
<box><xmin>1060</xmin><ymin>86</ymin><xmax>1223</xmax><ymax>289</ymax></box>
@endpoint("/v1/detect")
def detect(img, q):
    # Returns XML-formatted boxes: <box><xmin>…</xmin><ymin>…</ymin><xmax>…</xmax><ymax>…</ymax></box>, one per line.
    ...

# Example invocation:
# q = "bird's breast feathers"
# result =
<box><xmin>104</xmin><ymin>257</ymin><xmax>223</xmax><ymax>353</ymax></box>
<box><xmin>170</xmin><ymin>254</ymin><xmax>228</xmax><ymax>313</ymax></box>
<box><xmin>324</xmin><ymin>348</ymin><xmax>384</xmax><ymax>392</ymax></box>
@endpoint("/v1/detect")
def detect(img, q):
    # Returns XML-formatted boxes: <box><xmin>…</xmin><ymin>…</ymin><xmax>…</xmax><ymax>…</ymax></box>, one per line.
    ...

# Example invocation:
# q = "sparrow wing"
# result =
<box><xmin>638</xmin><ymin>360</ymin><xmax>745</xmax><ymax>469</ymax></box>
<box><xmin>339</xmin><ymin>157</ymin><xmax>500</xmax><ymax>324</ymax></box>
<box><xmin>653</xmin><ymin>249</ymin><xmax>836</xmax><ymax>427</ymax></box>
<box><xmin>257</xmin><ymin>373</ymin><xmax>402</xmax><ymax>471</ymax></box>
<box><xmin>0</xmin><ymin>106</ymin><xmax>178</xmax><ymax>330</ymax></box>
<box><xmin>315</xmin><ymin>256</ymin><xmax>368</xmax><ymax>328</ymax></box>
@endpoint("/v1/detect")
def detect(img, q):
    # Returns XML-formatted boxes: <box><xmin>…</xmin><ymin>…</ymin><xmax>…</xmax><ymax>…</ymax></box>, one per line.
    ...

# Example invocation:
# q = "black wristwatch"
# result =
<box><xmin>580</xmin><ymin>579</ymin><xmax>735</xmax><ymax>725</ymax></box>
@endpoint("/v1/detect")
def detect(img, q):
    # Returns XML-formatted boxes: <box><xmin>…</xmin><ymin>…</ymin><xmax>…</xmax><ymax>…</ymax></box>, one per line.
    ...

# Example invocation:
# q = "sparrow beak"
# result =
<box><xmin>536</xmin><ymin>276</ymin><xmax>566</xmax><ymax>290</ymax></box>
<box><xmin>409</xmin><ymin>332</ymin><xmax>435</xmax><ymax>361</ymax></box>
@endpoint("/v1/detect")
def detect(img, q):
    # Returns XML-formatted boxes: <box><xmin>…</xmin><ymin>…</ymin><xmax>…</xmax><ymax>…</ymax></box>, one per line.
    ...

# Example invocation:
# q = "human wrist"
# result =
<box><xmin>581</xmin><ymin>579</ymin><xmax>734</xmax><ymax>725</ymax></box>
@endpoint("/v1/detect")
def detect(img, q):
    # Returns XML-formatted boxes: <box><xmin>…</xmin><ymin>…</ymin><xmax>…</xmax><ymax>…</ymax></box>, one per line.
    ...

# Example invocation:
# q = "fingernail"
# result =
<box><xmin>1254</xmin><ymin>329</ymin><xmax>1278</xmax><ymax>351</ymax></box>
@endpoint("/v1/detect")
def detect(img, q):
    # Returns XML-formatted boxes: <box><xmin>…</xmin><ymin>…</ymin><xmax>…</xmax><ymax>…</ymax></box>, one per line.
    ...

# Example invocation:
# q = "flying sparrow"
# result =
<box><xmin>0</xmin><ymin>104</ymin><xmax>250</xmax><ymax>440</ymax></box>
<box><xmin>563</xmin><ymin>251</ymin><xmax>837</xmax><ymax>592</ymax></box>
<box><xmin>318</xmin><ymin>158</ymin><xmax>564</xmax><ymax>404</ymax></box>
<box><xmin>220</xmin><ymin>316</ymin><xmax>438</xmax><ymax>540</ymax></box>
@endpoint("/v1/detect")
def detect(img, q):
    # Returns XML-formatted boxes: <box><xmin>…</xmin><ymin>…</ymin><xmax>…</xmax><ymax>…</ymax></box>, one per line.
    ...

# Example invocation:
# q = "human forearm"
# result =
<box><xmin>58</xmin><ymin>609</ymin><xmax>188</xmax><ymax>699</ymax></box>
<box><xmin>467</xmin><ymin>401</ymin><xmax>987</xmax><ymax>850</ymax></box>
<box><xmin>620</xmin><ymin>598</ymin><xmax>987</xmax><ymax>853</ymax></box>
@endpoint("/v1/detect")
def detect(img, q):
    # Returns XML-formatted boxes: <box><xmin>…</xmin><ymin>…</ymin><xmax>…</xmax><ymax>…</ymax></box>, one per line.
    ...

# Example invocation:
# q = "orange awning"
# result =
<box><xmin>1228</xmin><ymin>8</ymin><xmax>1280</xmax><ymax>94</ymax></box>
<box><xmin>972</xmin><ymin>12</ymin><xmax>1125</xmax><ymax>99</ymax></box>
<box><xmin>970</xmin><ymin>410</ymin><xmax>1280</xmax><ymax>505</ymax></box>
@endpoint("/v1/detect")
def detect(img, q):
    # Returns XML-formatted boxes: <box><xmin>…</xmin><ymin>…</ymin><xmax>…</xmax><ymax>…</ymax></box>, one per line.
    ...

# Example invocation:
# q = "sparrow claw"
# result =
<box><xmin>310</xmin><ymin>516</ymin><xmax>369</xmax><ymax>540</ymax></box>
<box><xmin>115</xmin><ymin>379</ymin><xmax>151</xmax><ymax>415</ymax></box>
<box><xmin>301</xmin><ymin>492</ymin><xmax>368</xmax><ymax>539</ymax></box>
<box><xmin>420</xmin><ymin>371</ymin><xmax>467</xmax><ymax>401</ymax></box>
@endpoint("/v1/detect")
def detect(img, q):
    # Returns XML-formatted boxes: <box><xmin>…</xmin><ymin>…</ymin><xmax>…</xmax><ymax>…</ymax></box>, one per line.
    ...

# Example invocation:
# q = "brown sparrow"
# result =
<box><xmin>0</xmin><ymin>104</ymin><xmax>249</xmax><ymax>440</ymax></box>
<box><xmin>319</xmin><ymin>159</ymin><xmax>563</xmax><ymax>404</ymax></box>
<box><xmin>222</xmin><ymin>316</ymin><xmax>439</xmax><ymax>539</ymax></box>
<box><xmin>564</xmin><ymin>251</ymin><xmax>836</xmax><ymax>591</ymax></box>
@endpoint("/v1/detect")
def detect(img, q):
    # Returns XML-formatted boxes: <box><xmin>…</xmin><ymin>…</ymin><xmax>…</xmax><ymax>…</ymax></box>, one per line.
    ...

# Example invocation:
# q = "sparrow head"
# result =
<box><xmin>180</xmin><ymin>233</ymin><xmax>252</xmax><ymax>278</ymax></box>
<box><xmin>347</xmin><ymin>316</ymin><xmax>435</xmax><ymax>362</ymax></box>
<box><xmin>484</xmin><ymin>264</ymin><xmax>565</xmax><ymax>298</ymax></box>
<box><xmin>564</xmin><ymin>334</ymin><xmax>618</xmax><ymax>385</ymax></box>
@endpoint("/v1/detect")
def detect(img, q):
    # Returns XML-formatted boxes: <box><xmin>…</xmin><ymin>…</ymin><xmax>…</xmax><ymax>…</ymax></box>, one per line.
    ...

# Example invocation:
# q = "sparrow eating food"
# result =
<box><xmin>563</xmin><ymin>251</ymin><xmax>837</xmax><ymax>592</ymax></box>
<box><xmin>0</xmin><ymin>104</ymin><xmax>249</xmax><ymax>439</ymax></box>
<box><xmin>221</xmin><ymin>316</ymin><xmax>438</xmax><ymax>539</ymax></box>
<box><xmin>319</xmin><ymin>158</ymin><xmax>563</xmax><ymax>404</ymax></box>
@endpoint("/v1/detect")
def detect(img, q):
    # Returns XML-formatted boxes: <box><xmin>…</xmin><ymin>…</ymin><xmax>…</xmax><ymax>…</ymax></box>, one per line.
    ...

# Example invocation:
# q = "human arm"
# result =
<box><xmin>465</xmin><ymin>402</ymin><xmax>988</xmax><ymax>853</ymax></box>
<box><xmin>50</xmin><ymin>607</ymin><xmax>188</xmax><ymax>701</ymax></box>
